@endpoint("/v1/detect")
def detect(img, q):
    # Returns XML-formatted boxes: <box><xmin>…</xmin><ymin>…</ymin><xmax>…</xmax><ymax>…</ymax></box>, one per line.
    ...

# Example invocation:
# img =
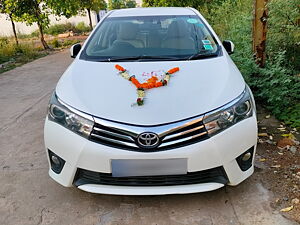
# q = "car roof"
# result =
<box><xmin>108</xmin><ymin>7</ymin><xmax>196</xmax><ymax>17</ymax></box>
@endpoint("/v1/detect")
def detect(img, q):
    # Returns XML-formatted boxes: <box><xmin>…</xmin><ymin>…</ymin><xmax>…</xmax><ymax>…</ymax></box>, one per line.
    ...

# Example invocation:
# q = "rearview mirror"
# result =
<box><xmin>222</xmin><ymin>40</ymin><xmax>234</xmax><ymax>55</ymax></box>
<box><xmin>70</xmin><ymin>43</ymin><xmax>82</xmax><ymax>58</ymax></box>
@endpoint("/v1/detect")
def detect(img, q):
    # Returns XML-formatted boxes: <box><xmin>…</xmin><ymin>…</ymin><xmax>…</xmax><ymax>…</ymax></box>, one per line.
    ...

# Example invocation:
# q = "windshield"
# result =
<box><xmin>80</xmin><ymin>15</ymin><xmax>220</xmax><ymax>61</ymax></box>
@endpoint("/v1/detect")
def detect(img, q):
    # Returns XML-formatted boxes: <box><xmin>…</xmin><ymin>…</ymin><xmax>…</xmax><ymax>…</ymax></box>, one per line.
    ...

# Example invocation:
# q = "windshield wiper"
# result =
<box><xmin>188</xmin><ymin>46</ymin><xmax>221</xmax><ymax>60</ymax></box>
<box><xmin>188</xmin><ymin>51</ymin><xmax>219</xmax><ymax>60</ymax></box>
<box><xmin>98</xmin><ymin>55</ymin><xmax>183</xmax><ymax>62</ymax></box>
<box><xmin>99</xmin><ymin>56</ymin><xmax>142</xmax><ymax>62</ymax></box>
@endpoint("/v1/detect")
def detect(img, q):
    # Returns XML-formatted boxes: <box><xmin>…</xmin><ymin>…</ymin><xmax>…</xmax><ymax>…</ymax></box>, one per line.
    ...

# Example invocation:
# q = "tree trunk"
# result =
<box><xmin>9</xmin><ymin>14</ymin><xmax>19</xmax><ymax>46</ymax></box>
<box><xmin>253</xmin><ymin>0</ymin><xmax>268</xmax><ymax>68</ymax></box>
<box><xmin>87</xmin><ymin>8</ymin><xmax>93</xmax><ymax>30</ymax></box>
<box><xmin>33</xmin><ymin>1</ymin><xmax>49</xmax><ymax>50</ymax></box>
<box><xmin>37</xmin><ymin>20</ymin><xmax>49</xmax><ymax>49</ymax></box>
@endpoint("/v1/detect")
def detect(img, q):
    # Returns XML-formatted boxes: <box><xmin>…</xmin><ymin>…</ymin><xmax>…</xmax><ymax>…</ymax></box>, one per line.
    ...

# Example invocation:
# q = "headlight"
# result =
<box><xmin>203</xmin><ymin>86</ymin><xmax>255</xmax><ymax>136</ymax></box>
<box><xmin>48</xmin><ymin>93</ymin><xmax>94</xmax><ymax>138</ymax></box>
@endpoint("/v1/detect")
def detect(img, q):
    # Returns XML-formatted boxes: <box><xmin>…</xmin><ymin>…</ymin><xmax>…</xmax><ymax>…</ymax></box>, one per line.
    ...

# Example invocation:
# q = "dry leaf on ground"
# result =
<box><xmin>258</xmin><ymin>133</ymin><xmax>269</xmax><ymax>137</ymax></box>
<box><xmin>277</xmin><ymin>138</ymin><xmax>295</xmax><ymax>148</ymax></box>
<box><xmin>271</xmin><ymin>165</ymin><xmax>281</xmax><ymax>168</ymax></box>
<box><xmin>292</xmin><ymin>198</ymin><xmax>300</xmax><ymax>205</ymax></box>
<box><xmin>280</xmin><ymin>206</ymin><xmax>294</xmax><ymax>212</ymax></box>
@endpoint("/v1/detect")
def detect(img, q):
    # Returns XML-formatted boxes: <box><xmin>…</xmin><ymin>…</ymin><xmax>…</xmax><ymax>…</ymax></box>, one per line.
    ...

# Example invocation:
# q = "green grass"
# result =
<box><xmin>8</xmin><ymin>22</ymin><xmax>90</xmax><ymax>42</ymax></box>
<box><xmin>0</xmin><ymin>39</ymin><xmax>40</xmax><ymax>64</ymax></box>
<box><xmin>0</xmin><ymin>35</ymin><xmax>83</xmax><ymax>74</ymax></box>
<box><xmin>0</xmin><ymin>41</ymin><xmax>48</xmax><ymax>74</ymax></box>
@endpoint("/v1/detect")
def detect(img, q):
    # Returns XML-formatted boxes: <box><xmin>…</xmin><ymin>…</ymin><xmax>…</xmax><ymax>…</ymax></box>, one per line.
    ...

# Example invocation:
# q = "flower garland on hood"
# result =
<box><xmin>115</xmin><ymin>64</ymin><xmax>180</xmax><ymax>106</ymax></box>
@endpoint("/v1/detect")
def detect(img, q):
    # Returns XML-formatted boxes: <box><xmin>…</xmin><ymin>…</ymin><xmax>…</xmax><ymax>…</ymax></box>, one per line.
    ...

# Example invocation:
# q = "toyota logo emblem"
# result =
<box><xmin>137</xmin><ymin>132</ymin><xmax>160</xmax><ymax>149</ymax></box>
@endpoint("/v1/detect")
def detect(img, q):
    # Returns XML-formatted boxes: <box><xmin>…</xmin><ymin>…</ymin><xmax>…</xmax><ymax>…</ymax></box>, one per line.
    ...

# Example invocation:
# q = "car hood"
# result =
<box><xmin>56</xmin><ymin>56</ymin><xmax>245</xmax><ymax>125</ymax></box>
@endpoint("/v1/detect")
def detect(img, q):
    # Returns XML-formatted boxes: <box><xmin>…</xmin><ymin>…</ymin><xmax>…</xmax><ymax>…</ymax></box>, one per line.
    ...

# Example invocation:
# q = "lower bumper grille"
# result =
<box><xmin>73</xmin><ymin>167</ymin><xmax>228</xmax><ymax>187</ymax></box>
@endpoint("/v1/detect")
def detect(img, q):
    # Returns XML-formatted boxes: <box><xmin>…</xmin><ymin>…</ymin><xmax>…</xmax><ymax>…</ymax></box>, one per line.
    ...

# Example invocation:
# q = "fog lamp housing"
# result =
<box><xmin>48</xmin><ymin>150</ymin><xmax>65</xmax><ymax>174</ymax></box>
<box><xmin>236</xmin><ymin>146</ymin><xmax>254</xmax><ymax>171</ymax></box>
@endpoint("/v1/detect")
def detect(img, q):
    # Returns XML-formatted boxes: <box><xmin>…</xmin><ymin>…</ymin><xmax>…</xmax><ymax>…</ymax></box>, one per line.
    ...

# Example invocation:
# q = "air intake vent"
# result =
<box><xmin>74</xmin><ymin>167</ymin><xmax>228</xmax><ymax>186</ymax></box>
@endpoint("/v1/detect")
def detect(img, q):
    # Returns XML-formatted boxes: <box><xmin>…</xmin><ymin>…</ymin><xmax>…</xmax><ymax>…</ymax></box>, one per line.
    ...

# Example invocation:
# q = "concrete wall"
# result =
<box><xmin>0</xmin><ymin>13</ymin><xmax>98</xmax><ymax>36</ymax></box>
<box><xmin>0</xmin><ymin>0</ymin><xmax>143</xmax><ymax>36</ymax></box>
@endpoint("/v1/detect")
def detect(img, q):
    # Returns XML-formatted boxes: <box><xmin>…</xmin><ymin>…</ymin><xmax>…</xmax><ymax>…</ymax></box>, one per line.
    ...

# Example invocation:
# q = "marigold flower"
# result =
<box><xmin>131</xmin><ymin>77</ymin><xmax>141</xmax><ymax>88</ymax></box>
<box><xmin>115</xmin><ymin>64</ymin><xmax>126</xmax><ymax>72</ymax></box>
<box><xmin>147</xmin><ymin>76</ymin><xmax>158</xmax><ymax>83</ymax></box>
<box><xmin>115</xmin><ymin>64</ymin><xmax>179</xmax><ymax>106</ymax></box>
<box><xmin>155</xmin><ymin>82</ymin><xmax>163</xmax><ymax>87</ymax></box>
<box><xmin>167</xmin><ymin>67</ymin><xmax>180</xmax><ymax>74</ymax></box>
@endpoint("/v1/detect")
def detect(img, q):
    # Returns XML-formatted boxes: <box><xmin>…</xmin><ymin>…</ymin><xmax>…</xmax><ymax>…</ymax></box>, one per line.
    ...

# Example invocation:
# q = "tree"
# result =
<box><xmin>108</xmin><ymin>0</ymin><xmax>136</xmax><ymax>9</ymax></box>
<box><xmin>252</xmin><ymin>0</ymin><xmax>268</xmax><ymax>67</ymax></box>
<box><xmin>6</xmin><ymin>0</ymin><xmax>50</xmax><ymax>49</ymax></box>
<box><xmin>142</xmin><ymin>0</ymin><xmax>188</xmax><ymax>7</ymax></box>
<box><xmin>142</xmin><ymin>0</ymin><xmax>223</xmax><ymax>8</ymax></box>
<box><xmin>125</xmin><ymin>0</ymin><xmax>136</xmax><ymax>8</ymax></box>
<box><xmin>80</xmin><ymin>0</ymin><xmax>107</xmax><ymax>30</ymax></box>
<box><xmin>108</xmin><ymin>0</ymin><xmax>125</xmax><ymax>10</ymax></box>
<box><xmin>48</xmin><ymin>0</ymin><xmax>107</xmax><ymax>30</ymax></box>
<box><xmin>268</xmin><ymin>0</ymin><xmax>300</xmax><ymax>69</ymax></box>
<box><xmin>0</xmin><ymin>0</ymin><xmax>19</xmax><ymax>45</ymax></box>
<box><xmin>46</xmin><ymin>0</ymin><xmax>81</xmax><ymax>18</ymax></box>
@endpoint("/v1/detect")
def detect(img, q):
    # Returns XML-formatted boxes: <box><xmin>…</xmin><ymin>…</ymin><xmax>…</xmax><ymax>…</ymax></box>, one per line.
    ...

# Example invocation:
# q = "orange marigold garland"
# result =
<box><xmin>115</xmin><ymin>64</ymin><xmax>180</xmax><ymax>106</ymax></box>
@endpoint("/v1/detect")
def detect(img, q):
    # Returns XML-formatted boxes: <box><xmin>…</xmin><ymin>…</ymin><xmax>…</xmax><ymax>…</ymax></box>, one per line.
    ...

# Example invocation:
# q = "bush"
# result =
<box><xmin>61</xmin><ymin>39</ymin><xmax>80</xmax><ymax>47</ymax></box>
<box><xmin>17</xmin><ymin>30</ymin><xmax>40</xmax><ymax>39</ymax></box>
<box><xmin>0</xmin><ymin>41</ymin><xmax>17</xmax><ymax>64</ymax></box>
<box><xmin>30</xmin><ymin>30</ymin><xmax>40</xmax><ymax>38</ymax></box>
<box><xmin>51</xmin><ymin>39</ymin><xmax>61</xmax><ymax>48</ymax></box>
<box><xmin>74</xmin><ymin>22</ymin><xmax>91</xmax><ymax>33</ymax></box>
<box><xmin>0</xmin><ymin>37</ymin><xmax>9</xmax><ymax>48</ymax></box>
<box><xmin>45</xmin><ymin>22</ymin><xmax>74</xmax><ymax>35</ymax></box>
<box><xmin>267</xmin><ymin>0</ymin><xmax>300</xmax><ymax>73</ymax></box>
<box><xmin>48</xmin><ymin>39</ymin><xmax>80</xmax><ymax>49</ymax></box>
<box><xmin>200</xmin><ymin>0</ymin><xmax>259</xmax><ymax>80</ymax></box>
<box><xmin>198</xmin><ymin>0</ymin><xmax>300</xmax><ymax>128</ymax></box>
<box><xmin>44</xmin><ymin>22</ymin><xmax>91</xmax><ymax>36</ymax></box>
<box><xmin>255</xmin><ymin>53</ymin><xmax>300</xmax><ymax>127</ymax></box>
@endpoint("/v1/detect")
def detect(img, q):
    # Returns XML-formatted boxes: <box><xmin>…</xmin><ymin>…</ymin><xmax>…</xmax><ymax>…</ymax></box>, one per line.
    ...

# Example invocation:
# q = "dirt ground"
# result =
<box><xmin>255</xmin><ymin>107</ymin><xmax>300</xmax><ymax>223</ymax></box>
<box><xmin>0</xmin><ymin>50</ymin><xmax>299</xmax><ymax>225</ymax></box>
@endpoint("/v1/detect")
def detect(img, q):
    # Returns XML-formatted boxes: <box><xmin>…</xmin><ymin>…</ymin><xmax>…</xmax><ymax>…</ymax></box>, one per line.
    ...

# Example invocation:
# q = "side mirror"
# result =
<box><xmin>222</xmin><ymin>40</ymin><xmax>234</xmax><ymax>55</ymax></box>
<box><xmin>70</xmin><ymin>43</ymin><xmax>82</xmax><ymax>58</ymax></box>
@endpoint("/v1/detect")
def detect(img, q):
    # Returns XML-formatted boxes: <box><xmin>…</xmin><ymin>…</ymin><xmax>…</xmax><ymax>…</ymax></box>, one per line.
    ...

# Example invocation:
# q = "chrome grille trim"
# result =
<box><xmin>90</xmin><ymin>115</ymin><xmax>208</xmax><ymax>151</ymax></box>
<box><xmin>158</xmin><ymin>118</ymin><xmax>203</xmax><ymax>137</ymax></box>
<box><xmin>90</xmin><ymin>133</ymin><xmax>137</xmax><ymax>147</ymax></box>
<box><xmin>93</xmin><ymin>127</ymin><xmax>134</xmax><ymax>142</ymax></box>
<box><xmin>159</xmin><ymin>131</ymin><xmax>208</xmax><ymax>148</ymax></box>
<box><xmin>162</xmin><ymin>125</ymin><xmax>205</xmax><ymax>141</ymax></box>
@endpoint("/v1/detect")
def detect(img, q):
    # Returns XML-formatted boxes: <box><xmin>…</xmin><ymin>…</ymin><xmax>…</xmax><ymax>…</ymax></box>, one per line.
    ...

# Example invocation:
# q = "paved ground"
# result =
<box><xmin>0</xmin><ymin>50</ymin><xmax>297</xmax><ymax>225</ymax></box>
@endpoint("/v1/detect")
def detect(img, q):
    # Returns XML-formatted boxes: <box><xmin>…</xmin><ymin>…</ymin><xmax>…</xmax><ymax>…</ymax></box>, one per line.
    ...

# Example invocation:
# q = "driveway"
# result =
<box><xmin>0</xmin><ymin>50</ymin><xmax>297</xmax><ymax>225</ymax></box>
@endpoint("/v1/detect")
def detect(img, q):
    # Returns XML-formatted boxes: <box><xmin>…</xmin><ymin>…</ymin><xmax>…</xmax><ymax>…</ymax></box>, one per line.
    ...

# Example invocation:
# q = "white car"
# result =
<box><xmin>44</xmin><ymin>7</ymin><xmax>258</xmax><ymax>195</ymax></box>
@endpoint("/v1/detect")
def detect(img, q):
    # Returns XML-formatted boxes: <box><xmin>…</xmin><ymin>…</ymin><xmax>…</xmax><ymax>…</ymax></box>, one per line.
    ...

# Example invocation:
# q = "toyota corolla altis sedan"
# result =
<box><xmin>44</xmin><ymin>7</ymin><xmax>258</xmax><ymax>195</ymax></box>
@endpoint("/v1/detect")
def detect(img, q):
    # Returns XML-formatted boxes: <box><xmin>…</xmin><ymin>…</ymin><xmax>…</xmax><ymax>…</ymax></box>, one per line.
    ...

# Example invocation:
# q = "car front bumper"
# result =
<box><xmin>44</xmin><ymin>115</ymin><xmax>257</xmax><ymax>195</ymax></box>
